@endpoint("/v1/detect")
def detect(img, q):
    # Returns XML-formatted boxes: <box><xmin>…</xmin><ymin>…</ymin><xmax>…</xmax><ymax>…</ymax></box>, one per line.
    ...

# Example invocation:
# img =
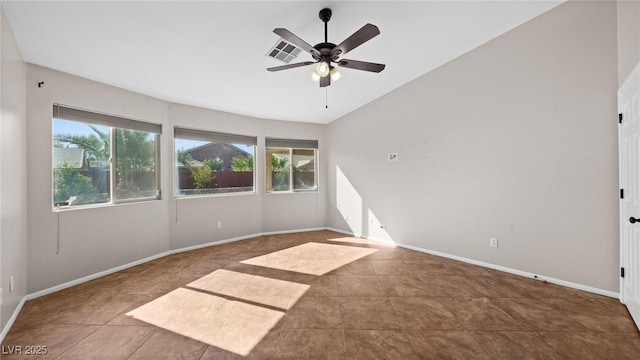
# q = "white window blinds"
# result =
<box><xmin>265</xmin><ymin>138</ymin><xmax>318</xmax><ymax>149</ymax></box>
<box><xmin>53</xmin><ymin>104</ymin><xmax>162</xmax><ymax>134</ymax></box>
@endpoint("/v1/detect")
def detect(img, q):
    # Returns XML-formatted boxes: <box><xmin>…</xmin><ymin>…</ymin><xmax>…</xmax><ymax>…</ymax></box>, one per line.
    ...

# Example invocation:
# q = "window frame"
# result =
<box><xmin>265</xmin><ymin>138</ymin><xmax>319</xmax><ymax>194</ymax></box>
<box><xmin>52</xmin><ymin>104</ymin><xmax>162</xmax><ymax>210</ymax></box>
<box><xmin>173</xmin><ymin>126</ymin><xmax>258</xmax><ymax>198</ymax></box>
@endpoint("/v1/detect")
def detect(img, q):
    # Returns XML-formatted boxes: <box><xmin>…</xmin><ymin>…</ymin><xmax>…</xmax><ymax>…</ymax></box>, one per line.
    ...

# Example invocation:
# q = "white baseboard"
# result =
<box><xmin>262</xmin><ymin>227</ymin><xmax>328</xmax><ymax>236</ymax></box>
<box><xmin>24</xmin><ymin>251</ymin><xmax>171</xmax><ymax>301</ymax></box>
<box><xmin>1</xmin><ymin>226</ymin><xmax>619</xmax><ymax>344</ymax></box>
<box><xmin>326</xmin><ymin>226</ymin><xmax>618</xmax><ymax>299</ymax></box>
<box><xmin>0</xmin><ymin>227</ymin><xmax>333</xmax><ymax>343</ymax></box>
<box><xmin>28</xmin><ymin>227</ymin><xmax>328</xmax><ymax>301</ymax></box>
<box><xmin>170</xmin><ymin>233</ymin><xmax>261</xmax><ymax>254</ymax></box>
<box><xmin>0</xmin><ymin>297</ymin><xmax>25</xmax><ymax>343</ymax></box>
<box><xmin>2</xmin><ymin>252</ymin><xmax>174</xmax><ymax>343</ymax></box>
<box><xmin>325</xmin><ymin>227</ymin><xmax>360</xmax><ymax>237</ymax></box>
<box><xmin>325</xmin><ymin>227</ymin><xmax>395</xmax><ymax>246</ymax></box>
<box><xmin>171</xmin><ymin>227</ymin><xmax>327</xmax><ymax>254</ymax></box>
<box><xmin>398</xmin><ymin>243</ymin><xmax>618</xmax><ymax>299</ymax></box>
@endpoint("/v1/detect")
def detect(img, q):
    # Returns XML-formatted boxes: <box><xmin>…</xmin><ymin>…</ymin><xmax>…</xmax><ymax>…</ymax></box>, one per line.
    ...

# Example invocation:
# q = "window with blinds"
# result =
<box><xmin>174</xmin><ymin>126</ymin><xmax>257</xmax><ymax>196</ymax></box>
<box><xmin>265</xmin><ymin>137</ymin><xmax>318</xmax><ymax>193</ymax></box>
<box><xmin>52</xmin><ymin>104</ymin><xmax>162</xmax><ymax>208</ymax></box>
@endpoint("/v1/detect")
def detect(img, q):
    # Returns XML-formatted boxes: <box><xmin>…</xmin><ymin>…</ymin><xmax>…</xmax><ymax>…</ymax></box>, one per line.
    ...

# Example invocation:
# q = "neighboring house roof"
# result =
<box><xmin>175</xmin><ymin>159</ymin><xmax>204</xmax><ymax>168</ymax></box>
<box><xmin>87</xmin><ymin>159</ymin><xmax>109</xmax><ymax>169</ymax></box>
<box><xmin>54</xmin><ymin>148</ymin><xmax>85</xmax><ymax>168</ymax></box>
<box><xmin>186</xmin><ymin>143</ymin><xmax>250</xmax><ymax>171</ymax></box>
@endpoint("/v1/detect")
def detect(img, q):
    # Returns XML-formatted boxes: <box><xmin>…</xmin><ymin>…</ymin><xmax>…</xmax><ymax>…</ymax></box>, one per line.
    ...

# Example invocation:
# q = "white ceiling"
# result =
<box><xmin>2</xmin><ymin>1</ymin><xmax>562</xmax><ymax>124</ymax></box>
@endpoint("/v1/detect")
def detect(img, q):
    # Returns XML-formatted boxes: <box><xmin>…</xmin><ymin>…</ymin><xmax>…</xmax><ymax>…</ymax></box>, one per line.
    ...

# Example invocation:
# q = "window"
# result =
<box><xmin>174</xmin><ymin>127</ymin><xmax>257</xmax><ymax>196</ymax></box>
<box><xmin>53</xmin><ymin>105</ymin><xmax>161</xmax><ymax>208</ymax></box>
<box><xmin>266</xmin><ymin>138</ymin><xmax>318</xmax><ymax>192</ymax></box>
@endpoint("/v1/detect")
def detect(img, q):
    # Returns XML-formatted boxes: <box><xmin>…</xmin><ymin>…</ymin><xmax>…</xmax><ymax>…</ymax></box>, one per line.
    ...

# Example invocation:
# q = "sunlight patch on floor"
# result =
<box><xmin>127</xmin><ymin>287</ymin><xmax>284</xmax><ymax>356</ymax></box>
<box><xmin>188</xmin><ymin>269</ymin><xmax>310</xmax><ymax>310</ymax></box>
<box><xmin>240</xmin><ymin>242</ymin><xmax>378</xmax><ymax>275</ymax></box>
<box><xmin>126</xmin><ymin>242</ymin><xmax>376</xmax><ymax>356</ymax></box>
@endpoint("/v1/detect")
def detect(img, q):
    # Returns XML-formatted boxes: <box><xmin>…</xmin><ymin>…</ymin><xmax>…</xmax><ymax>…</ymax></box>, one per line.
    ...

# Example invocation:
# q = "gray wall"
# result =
<box><xmin>27</xmin><ymin>65</ymin><xmax>172</xmax><ymax>293</ymax></box>
<box><xmin>26</xmin><ymin>66</ymin><xmax>326</xmax><ymax>293</ymax></box>
<box><xmin>617</xmin><ymin>0</ymin><xmax>640</xmax><ymax>86</ymax></box>
<box><xmin>2</xmin><ymin>0</ymin><xmax>629</xmax><ymax>309</ymax></box>
<box><xmin>1</xmin><ymin>6</ymin><xmax>28</xmax><ymax>328</ymax></box>
<box><xmin>326</xmin><ymin>0</ymin><xmax>620</xmax><ymax>292</ymax></box>
<box><xmin>168</xmin><ymin>103</ymin><xmax>326</xmax><ymax>250</ymax></box>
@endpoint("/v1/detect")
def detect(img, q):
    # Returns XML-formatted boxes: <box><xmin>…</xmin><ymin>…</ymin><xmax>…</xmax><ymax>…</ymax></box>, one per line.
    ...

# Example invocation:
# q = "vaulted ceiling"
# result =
<box><xmin>2</xmin><ymin>1</ymin><xmax>562</xmax><ymax>123</ymax></box>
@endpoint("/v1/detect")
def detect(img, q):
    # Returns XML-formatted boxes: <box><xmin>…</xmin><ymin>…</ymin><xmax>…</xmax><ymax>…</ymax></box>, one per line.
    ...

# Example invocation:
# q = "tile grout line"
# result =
<box><xmin>270</xmin><ymin>308</ymin><xmax>286</xmax><ymax>360</ymax></box>
<box><xmin>124</xmin><ymin>326</ymin><xmax>159</xmax><ymax>360</ymax></box>
<box><xmin>338</xmin><ymin>286</ymin><xmax>348</xmax><ymax>359</ymax></box>
<box><xmin>195</xmin><ymin>344</ymin><xmax>210</xmax><ymax>360</ymax></box>
<box><xmin>5</xmin><ymin>231</ymin><xmax>638</xmax><ymax>358</ymax></box>
<box><xmin>269</xmin><ymin>276</ymin><xmax>296</xmax><ymax>360</ymax></box>
<box><xmin>52</xmin><ymin>323</ymin><xmax>112</xmax><ymax>360</ymax></box>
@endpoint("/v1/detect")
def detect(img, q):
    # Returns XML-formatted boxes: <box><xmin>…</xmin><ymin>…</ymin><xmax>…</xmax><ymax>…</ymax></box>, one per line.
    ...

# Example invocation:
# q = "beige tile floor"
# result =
<box><xmin>2</xmin><ymin>230</ymin><xmax>640</xmax><ymax>359</ymax></box>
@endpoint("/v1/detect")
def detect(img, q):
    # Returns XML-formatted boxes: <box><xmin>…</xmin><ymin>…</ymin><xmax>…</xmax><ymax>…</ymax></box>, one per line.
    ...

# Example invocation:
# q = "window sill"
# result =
<box><xmin>265</xmin><ymin>190</ymin><xmax>319</xmax><ymax>194</ymax></box>
<box><xmin>174</xmin><ymin>190</ymin><xmax>257</xmax><ymax>200</ymax></box>
<box><xmin>52</xmin><ymin>197</ymin><xmax>161</xmax><ymax>213</ymax></box>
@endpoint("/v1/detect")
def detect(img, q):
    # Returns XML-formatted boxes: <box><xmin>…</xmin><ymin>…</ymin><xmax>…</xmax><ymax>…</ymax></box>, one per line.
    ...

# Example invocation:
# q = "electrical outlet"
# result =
<box><xmin>9</xmin><ymin>276</ymin><xmax>14</xmax><ymax>293</ymax></box>
<box><xmin>216</xmin><ymin>221</ymin><xmax>222</xmax><ymax>229</ymax></box>
<box><xmin>489</xmin><ymin>237</ymin><xmax>498</xmax><ymax>248</ymax></box>
<box><xmin>388</xmin><ymin>153</ymin><xmax>398</xmax><ymax>161</ymax></box>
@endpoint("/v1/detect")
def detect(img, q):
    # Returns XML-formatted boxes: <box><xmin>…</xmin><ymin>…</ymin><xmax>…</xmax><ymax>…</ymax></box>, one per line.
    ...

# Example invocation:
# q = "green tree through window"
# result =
<box><xmin>53</xmin><ymin>111</ymin><xmax>160</xmax><ymax>207</ymax></box>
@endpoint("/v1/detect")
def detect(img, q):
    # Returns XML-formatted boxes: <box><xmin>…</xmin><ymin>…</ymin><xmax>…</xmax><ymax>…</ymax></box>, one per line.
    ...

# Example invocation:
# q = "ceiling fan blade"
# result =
<box><xmin>338</xmin><ymin>59</ymin><xmax>385</xmax><ymax>73</ymax></box>
<box><xmin>267</xmin><ymin>61</ymin><xmax>316</xmax><ymax>72</ymax></box>
<box><xmin>273</xmin><ymin>28</ymin><xmax>320</xmax><ymax>58</ymax></box>
<box><xmin>320</xmin><ymin>75</ymin><xmax>331</xmax><ymax>88</ymax></box>
<box><xmin>332</xmin><ymin>24</ymin><xmax>380</xmax><ymax>59</ymax></box>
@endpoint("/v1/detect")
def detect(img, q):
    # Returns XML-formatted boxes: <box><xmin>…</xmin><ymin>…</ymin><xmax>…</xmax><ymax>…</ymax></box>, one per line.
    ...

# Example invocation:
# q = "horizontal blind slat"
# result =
<box><xmin>265</xmin><ymin>138</ymin><xmax>318</xmax><ymax>149</ymax></box>
<box><xmin>174</xmin><ymin>127</ymin><xmax>257</xmax><ymax>146</ymax></box>
<box><xmin>53</xmin><ymin>104</ymin><xmax>162</xmax><ymax>134</ymax></box>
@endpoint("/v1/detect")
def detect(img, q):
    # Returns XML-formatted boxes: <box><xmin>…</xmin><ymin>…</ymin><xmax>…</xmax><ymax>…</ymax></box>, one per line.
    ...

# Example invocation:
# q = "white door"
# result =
<box><xmin>619</xmin><ymin>64</ymin><xmax>640</xmax><ymax>328</ymax></box>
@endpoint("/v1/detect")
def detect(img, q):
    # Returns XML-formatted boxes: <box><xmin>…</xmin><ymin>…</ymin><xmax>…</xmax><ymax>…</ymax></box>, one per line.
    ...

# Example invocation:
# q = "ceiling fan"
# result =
<box><xmin>267</xmin><ymin>8</ymin><xmax>385</xmax><ymax>87</ymax></box>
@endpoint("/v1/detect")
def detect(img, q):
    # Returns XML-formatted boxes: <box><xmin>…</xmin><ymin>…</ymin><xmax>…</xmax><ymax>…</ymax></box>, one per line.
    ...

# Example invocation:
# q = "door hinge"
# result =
<box><xmin>621</xmin><ymin>267</ymin><xmax>625</xmax><ymax>278</ymax></box>
<box><xmin>621</xmin><ymin>189</ymin><xmax>625</xmax><ymax>199</ymax></box>
<box><xmin>619</xmin><ymin>113</ymin><xmax>623</xmax><ymax>123</ymax></box>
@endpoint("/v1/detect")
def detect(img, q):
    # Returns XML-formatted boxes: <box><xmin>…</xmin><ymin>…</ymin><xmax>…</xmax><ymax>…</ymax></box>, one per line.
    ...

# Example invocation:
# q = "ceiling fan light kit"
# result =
<box><xmin>311</xmin><ymin>66</ymin><xmax>341</xmax><ymax>83</ymax></box>
<box><xmin>315</xmin><ymin>61</ymin><xmax>330</xmax><ymax>77</ymax></box>
<box><xmin>330</xmin><ymin>67</ymin><xmax>342</xmax><ymax>81</ymax></box>
<box><xmin>266</xmin><ymin>7</ymin><xmax>385</xmax><ymax>88</ymax></box>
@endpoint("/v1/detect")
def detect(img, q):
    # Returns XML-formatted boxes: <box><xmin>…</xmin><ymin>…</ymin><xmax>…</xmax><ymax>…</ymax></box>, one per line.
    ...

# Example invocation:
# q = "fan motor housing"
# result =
<box><xmin>314</xmin><ymin>43</ymin><xmax>336</xmax><ymax>53</ymax></box>
<box><xmin>312</xmin><ymin>42</ymin><xmax>335</xmax><ymax>61</ymax></box>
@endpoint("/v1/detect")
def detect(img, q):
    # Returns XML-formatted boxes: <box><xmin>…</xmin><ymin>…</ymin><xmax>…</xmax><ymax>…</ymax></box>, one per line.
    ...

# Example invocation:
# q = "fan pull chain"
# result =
<box><xmin>325</xmin><ymin>88</ymin><xmax>328</xmax><ymax>109</ymax></box>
